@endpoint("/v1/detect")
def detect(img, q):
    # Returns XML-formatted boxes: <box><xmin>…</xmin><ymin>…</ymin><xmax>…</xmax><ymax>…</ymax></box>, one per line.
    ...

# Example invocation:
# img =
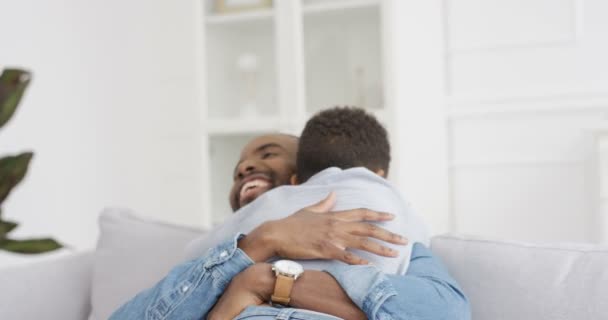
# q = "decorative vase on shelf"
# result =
<box><xmin>236</xmin><ymin>53</ymin><xmax>259</xmax><ymax>119</ymax></box>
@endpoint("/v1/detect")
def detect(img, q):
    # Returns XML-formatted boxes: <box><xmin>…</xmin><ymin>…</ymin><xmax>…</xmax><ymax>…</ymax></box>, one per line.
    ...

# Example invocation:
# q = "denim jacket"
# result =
<box><xmin>110</xmin><ymin>234</ymin><xmax>470</xmax><ymax>320</ymax></box>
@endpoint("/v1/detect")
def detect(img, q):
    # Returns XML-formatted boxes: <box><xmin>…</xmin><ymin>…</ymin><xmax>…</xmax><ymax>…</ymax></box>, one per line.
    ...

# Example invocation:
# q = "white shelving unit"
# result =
<box><xmin>302</xmin><ymin>0</ymin><xmax>380</xmax><ymax>14</ymax></box>
<box><xmin>198</xmin><ymin>0</ymin><xmax>389</xmax><ymax>226</ymax></box>
<box><xmin>206</xmin><ymin>8</ymin><xmax>274</xmax><ymax>25</ymax></box>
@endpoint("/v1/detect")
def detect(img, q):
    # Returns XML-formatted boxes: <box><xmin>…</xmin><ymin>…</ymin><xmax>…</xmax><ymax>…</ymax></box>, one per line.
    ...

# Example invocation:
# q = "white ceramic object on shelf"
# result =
<box><xmin>236</xmin><ymin>53</ymin><xmax>260</xmax><ymax>118</ymax></box>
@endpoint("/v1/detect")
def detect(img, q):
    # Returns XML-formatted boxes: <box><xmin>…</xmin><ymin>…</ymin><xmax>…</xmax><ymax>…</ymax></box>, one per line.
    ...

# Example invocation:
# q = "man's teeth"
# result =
<box><xmin>240</xmin><ymin>179</ymin><xmax>270</xmax><ymax>197</ymax></box>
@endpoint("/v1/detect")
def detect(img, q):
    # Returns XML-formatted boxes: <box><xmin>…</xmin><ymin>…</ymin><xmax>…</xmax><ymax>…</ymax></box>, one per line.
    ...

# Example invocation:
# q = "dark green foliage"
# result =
<box><xmin>0</xmin><ymin>220</ymin><xmax>18</xmax><ymax>238</ymax></box>
<box><xmin>0</xmin><ymin>68</ymin><xmax>62</xmax><ymax>254</ymax></box>
<box><xmin>0</xmin><ymin>238</ymin><xmax>63</xmax><ymax>254</ymax></box>
<box><xmin>0</xmin><ymin>69</ymin><xmax>31</xmax><ymax>129</ymax></box>
<box><xmin>0</xmin><ymin>152</ymin><xmax>33</xmax><ymax>205</ymax></box>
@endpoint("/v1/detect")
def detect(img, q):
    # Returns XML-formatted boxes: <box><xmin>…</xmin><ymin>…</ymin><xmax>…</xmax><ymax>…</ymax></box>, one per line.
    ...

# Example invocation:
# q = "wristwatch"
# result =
<box><xmin>270</xmin><ymin>260</ymin><xmax>304</xmax><ymax>305</ymax></box>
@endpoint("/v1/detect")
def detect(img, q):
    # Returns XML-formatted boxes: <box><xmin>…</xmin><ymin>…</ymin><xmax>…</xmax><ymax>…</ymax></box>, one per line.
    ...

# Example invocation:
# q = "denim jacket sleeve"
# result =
<box><xmin>110</xmin><ymin>234</ymin><xmax>254</xmax><ymax>320</ymax></box>
<box><xmin>325</xmin><ymin>243</ymin><xmax>470</xmax><ymax>320</ymax></box>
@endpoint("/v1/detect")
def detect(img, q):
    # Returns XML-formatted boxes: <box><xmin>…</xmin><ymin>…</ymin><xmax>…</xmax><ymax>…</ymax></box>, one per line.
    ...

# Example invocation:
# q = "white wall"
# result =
<box><xmin>383</xmin><ymin>0</ymin><xmax>451</xmax><ymax>236</ymax></box>
<box><xmin>446</xmin><ymin>0</ymin><xmax>608</xmax><ymax>243</ymax></box>
<box><xmin>0</xmin><ymin>0</ymin><xmax>203</xmax><ymax>249</ymax></box>
<box><xmin>388</xmin><ymin>0</ymin><xmax>608</xmax><ymax>243</ymax></box>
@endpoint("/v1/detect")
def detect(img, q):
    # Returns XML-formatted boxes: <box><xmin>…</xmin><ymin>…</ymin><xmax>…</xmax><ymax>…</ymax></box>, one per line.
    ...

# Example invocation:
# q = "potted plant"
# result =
<box><xmin>0</xmin><ymin>68</ymin><xmax>62</xmax><ymax>254</ymax></box>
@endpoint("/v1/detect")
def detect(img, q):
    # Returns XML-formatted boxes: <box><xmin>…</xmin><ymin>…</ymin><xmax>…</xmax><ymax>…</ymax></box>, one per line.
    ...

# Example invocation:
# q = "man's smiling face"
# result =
<box><xmin>229</xmin><ymin>134</ymin><xmax>298</xmax><ymax>211</ymax></box>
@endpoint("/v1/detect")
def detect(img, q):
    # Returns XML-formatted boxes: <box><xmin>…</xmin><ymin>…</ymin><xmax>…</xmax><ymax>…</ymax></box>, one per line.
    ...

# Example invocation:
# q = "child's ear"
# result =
<box><xmin>375</xmin><ymin>169</ymin><xmax>386</xmax><ymax>178</ymax></box>
<box><xmin>290</xmin><ymin>174</ymin><xmax>299</xmax><ymax>185</ymax></box>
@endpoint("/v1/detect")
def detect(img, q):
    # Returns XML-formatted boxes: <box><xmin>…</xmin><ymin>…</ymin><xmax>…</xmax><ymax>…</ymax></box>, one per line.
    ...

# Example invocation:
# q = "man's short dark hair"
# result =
<box><xmin>296</xmin><ymin>107</ymin><xmax>390</xmax><ymax>182</ymax></box>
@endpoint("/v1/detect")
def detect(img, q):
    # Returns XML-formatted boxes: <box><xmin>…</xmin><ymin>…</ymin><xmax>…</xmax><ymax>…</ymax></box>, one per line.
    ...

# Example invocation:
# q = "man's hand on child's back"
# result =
<box><xmin>238</xmin><ymin>192</ymin><xmax>408</xmax><ymax>264</ymax></box>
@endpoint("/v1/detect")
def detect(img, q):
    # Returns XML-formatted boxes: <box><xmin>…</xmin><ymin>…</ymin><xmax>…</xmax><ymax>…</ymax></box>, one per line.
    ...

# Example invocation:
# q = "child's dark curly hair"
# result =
<box><xmin>296</xmin><ymin>106</ymin><xmax>390</xmax><ymax>182</ymax></box>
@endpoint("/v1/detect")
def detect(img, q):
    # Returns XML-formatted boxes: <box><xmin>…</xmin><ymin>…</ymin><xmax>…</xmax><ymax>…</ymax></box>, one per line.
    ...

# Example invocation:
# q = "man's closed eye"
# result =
<box><xmin>262</xmin><ymin>152</ymin><xmax>277</xmax><ymax>159</ymax></box>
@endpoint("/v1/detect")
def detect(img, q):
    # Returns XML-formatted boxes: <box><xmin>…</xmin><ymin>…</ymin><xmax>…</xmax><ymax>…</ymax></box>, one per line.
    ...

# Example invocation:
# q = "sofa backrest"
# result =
<box><xmin>0</xmin><ymin>251</ymin><xmax>94</xmax><ymax>320</ymax></box>
<box><xmin>88</xmin><ymin>209</ymin><xmax>608</xmax><ymax>320</ymax></box>
<box><xmin>431</xmin><ymin>234</ymin><xmax>608</xmax><ymax>320</ymax></box>
<box><xmin>90</xmin><ymin>208</ymin><xmax>205</xmax><ymax>320</ymax></box>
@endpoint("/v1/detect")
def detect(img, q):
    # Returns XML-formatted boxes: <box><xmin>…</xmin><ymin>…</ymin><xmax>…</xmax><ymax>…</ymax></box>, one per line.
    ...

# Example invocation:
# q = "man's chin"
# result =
<box><xmin>239</xmin><ymin>198</ymin><xmax>254</xmax><ymax>209</ymax></box>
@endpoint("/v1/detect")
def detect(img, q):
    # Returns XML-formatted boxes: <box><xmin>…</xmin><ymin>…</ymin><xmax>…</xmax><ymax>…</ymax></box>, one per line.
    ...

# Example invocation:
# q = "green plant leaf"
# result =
<box><xmin>0</xmin><ymin>152</ymin><xmax>33</xmax><ymax>206</ymax></box>
<box><xmin>0</xmin><ymin>69</ymin><xmax>31</xmax><ymax>130</ymax></box>
<box><xmin>0</xmin><ymin>238</ymin><xmax>62</xmax><ymax>254</ymax></box>
<box><xmin>0</xmin><ymin>219</ymin><xmax>18</xmax><ymax>239</ymax></box>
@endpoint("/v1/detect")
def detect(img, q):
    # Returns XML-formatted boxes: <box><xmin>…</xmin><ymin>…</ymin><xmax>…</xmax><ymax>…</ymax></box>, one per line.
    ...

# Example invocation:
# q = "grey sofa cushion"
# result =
<box><xmin>90</xmin><ymin>208</ymin><xmax>205</xmax><ymax>320</ymax></box>
<box><xmin>431</xmin><ymin>234</ymin><xmax>608</xmax><ymax>320</ymax></box>
<box><xmin>0</xmin><ymin>251</ymin><xmax>94</xmax><ymax>320</ymax></box>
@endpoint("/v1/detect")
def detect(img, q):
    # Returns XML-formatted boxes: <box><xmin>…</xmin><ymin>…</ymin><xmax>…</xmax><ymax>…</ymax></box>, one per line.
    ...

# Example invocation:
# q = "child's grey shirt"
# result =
<box><xmin>184</xmin><ymin>167</ymin><xmax>430</xmax><ymax>275</ymax></box>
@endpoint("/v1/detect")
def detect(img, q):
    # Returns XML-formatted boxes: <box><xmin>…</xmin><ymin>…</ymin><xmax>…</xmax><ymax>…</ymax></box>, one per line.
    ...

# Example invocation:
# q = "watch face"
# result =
<box><xmin>273</xmin><ymin>260</ymin><xmax>304</xmax><ymax>277</ymax></box>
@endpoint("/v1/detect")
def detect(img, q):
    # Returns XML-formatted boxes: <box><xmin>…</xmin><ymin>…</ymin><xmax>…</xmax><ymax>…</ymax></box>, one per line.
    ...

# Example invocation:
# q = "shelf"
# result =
<box><xmin>206</xmin><ymin>8</ymin><xmax>274</xmax><ymax>25</ymax></box>
<box><xmin>201</xmin><ymin>0</ymin><xmax>389</xmax><ymax>230</ymax></box>
<box><xmin>205</xmin><ymin>14</ymin><xmax>277</xmax><ymax>120</ymax></box>
<box><xmin>303</xmin><ymin>0</ymin><xmax>380</xmax><ymax>15</ymax></box>
<box><xmin>303</xmin><ymin>3</ymin><xmax>383</xmax><ymax>114</ymax></box>
<box><xmin>206</xmin><ymin>116</ymin><xmax>282</xmax><ymax>135</ymax></box>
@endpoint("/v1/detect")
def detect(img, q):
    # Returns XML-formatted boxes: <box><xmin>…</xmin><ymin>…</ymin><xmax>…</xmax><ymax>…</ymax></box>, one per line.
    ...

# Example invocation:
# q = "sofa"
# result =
<box><xmin>0</xmin><ymin>208</ymin><xmax>606</xmax><ymax>320</ymax></box>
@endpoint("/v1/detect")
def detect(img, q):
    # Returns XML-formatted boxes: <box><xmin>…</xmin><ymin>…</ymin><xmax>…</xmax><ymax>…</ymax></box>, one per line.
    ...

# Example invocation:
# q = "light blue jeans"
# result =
<box><xmin>235</xmin><ymin>306</ymin><xmax>341</xmax><ymax>320</ymax></box>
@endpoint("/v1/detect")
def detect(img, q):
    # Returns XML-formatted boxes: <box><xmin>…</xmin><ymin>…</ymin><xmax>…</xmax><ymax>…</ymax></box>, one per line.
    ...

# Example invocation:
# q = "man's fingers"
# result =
<box><xmin>307</xmin><ymin>191</ymin><xmax>337</xmax><ymax>213</ymax></box>
<box><xmin>346</xmin><ymin>235</ymin><xmax>400</xmax><ymax>258</ymax></box>
<box><xmin>333</xmin><ymin>208</ymin><xmax>395</xmax><ymax>222</ymax></box>
<box><xmin>347</xmin><ymin>222</ymin><xmax>408</xmax><ymax>245</ymax></box>
<box><xmin>324</xmin><ymin>243</ymin><xmax>369</xmax><ymax>265</ymax></box>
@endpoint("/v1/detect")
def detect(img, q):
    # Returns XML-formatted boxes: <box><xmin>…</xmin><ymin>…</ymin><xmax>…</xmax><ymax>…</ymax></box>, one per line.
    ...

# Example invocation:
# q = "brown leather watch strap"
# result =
<box><xmin>271</xmin><ymin>274</ymin><xmax>295</xmax><ymax>305</ymax></box>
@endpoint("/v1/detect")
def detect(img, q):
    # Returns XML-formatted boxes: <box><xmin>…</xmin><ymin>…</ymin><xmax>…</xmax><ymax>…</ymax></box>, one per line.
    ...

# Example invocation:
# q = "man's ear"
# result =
<box><xmin>375</xmin><ymin>169</ymin><xmax>386</xmax><ymax>178</ymax></box>
<box><xmin>290</xmin><ymin>174</ymin><xmax>299</xmax><ymax>185</ymax></box>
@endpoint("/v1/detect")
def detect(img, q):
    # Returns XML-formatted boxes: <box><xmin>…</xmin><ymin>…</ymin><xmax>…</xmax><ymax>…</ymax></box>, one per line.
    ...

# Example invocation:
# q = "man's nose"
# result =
<box><xmin>236</xmin><ymin>160</ymin><xmax>257</xmax><ymax>179</ymax></box>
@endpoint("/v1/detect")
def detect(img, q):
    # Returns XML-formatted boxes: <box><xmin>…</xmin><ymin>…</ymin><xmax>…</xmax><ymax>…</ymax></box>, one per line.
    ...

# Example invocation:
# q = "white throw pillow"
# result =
<box><xmin>431</xmin><ymin>234</ymin><xmax>608</xmax><ymax>320</ymax></box>
<box><xmin>89</xmin><ymin>208</ymin><xmax>205</xmax><ymax>320</ymax></box>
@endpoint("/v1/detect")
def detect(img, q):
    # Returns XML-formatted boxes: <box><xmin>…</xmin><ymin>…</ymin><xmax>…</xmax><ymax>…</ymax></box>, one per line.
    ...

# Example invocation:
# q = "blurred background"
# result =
<box><xmin>1</xmin><ymin>0</ymin><xmax>607</xmax><ymax>251</ymax></box>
